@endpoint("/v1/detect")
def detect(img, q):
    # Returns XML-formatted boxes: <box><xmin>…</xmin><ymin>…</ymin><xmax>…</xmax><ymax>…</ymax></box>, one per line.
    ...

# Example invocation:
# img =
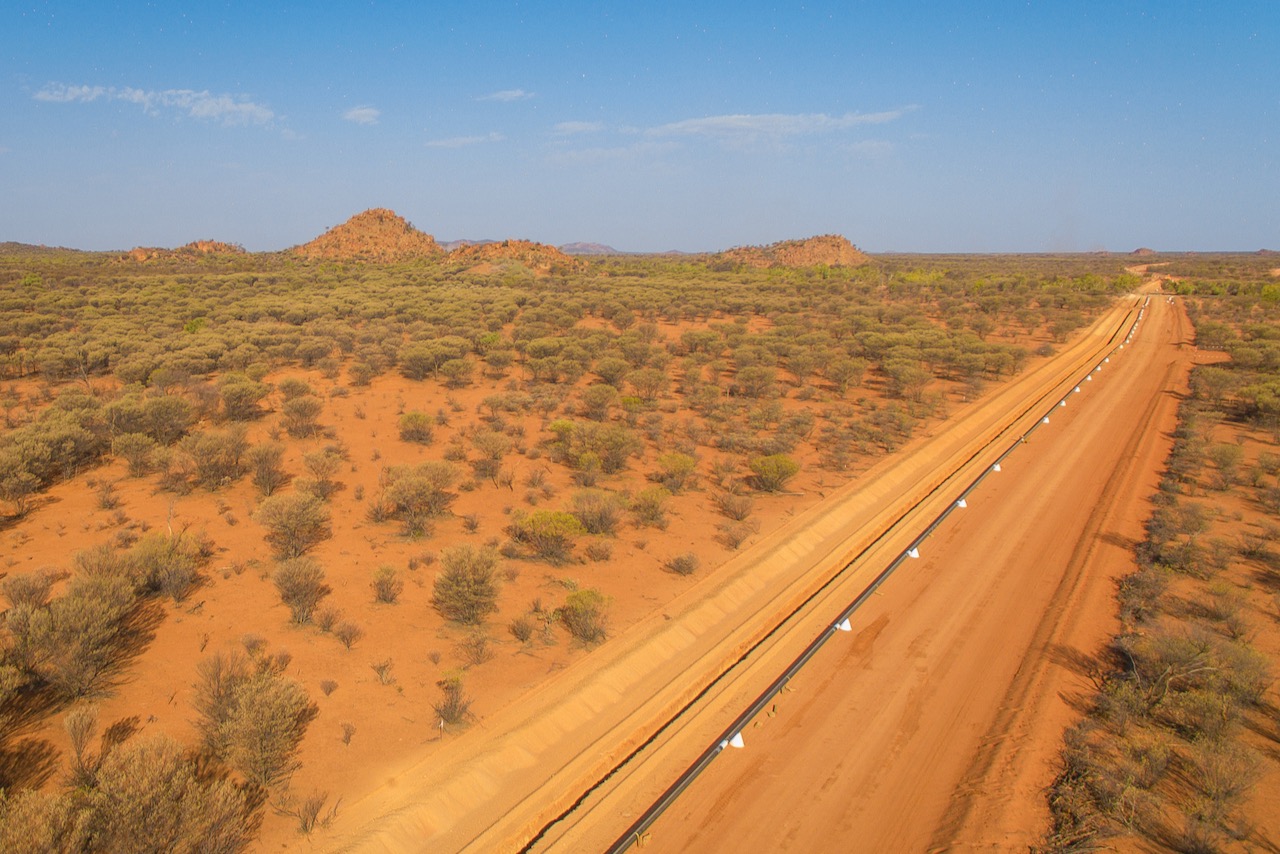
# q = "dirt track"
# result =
<box><xmin>319</xmin><ymin>295</ymin><xmax>1161</xmax><ymax>853</ymax></box>
<box><xmin>599</xmin><ymin>296</ymin><xmax>1198</xmax><ymax>852</ymax></box>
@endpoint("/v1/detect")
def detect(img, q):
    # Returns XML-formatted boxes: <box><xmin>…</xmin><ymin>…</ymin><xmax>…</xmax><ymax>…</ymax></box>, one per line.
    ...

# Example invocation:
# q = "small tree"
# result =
<box><xmin>432</xmin><ymin>545</ymin><xmax>501</xmax><ymax>625</ymax></box>
<box><xmin>749</xmin><ymin>454</ymin><xmax>800</xmax><ymax>492</ymax></box>
<box><xmin>218</xmin><ymin>671</ymin><xmax>315</xmax><ymax>788</ymax></box>
<box><xmin>273</xmin><ymin>558</ymin><xmax>330</xmax><ymax>624</ymax></box>
<box><xmin>255</xmin><ymin>493</ymin><xmax>331</xmax><ymax>558</ymax></box>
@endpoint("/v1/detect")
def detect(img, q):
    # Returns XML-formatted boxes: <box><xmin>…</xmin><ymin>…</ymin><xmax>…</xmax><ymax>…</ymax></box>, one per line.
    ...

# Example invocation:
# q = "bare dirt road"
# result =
<box><xmin>602</xmin><ymin>296</ymin><xmax>1198</xmax><ymax>852</ymax></box>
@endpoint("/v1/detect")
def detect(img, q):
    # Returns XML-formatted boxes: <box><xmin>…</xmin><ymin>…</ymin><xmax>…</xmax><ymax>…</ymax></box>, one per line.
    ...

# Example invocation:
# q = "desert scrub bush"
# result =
<box><xmin>1</xmin><ymin>569</ymin><xmax>53</xmax><ymax>609</ymax></box>
<box><xmin>717</xmin><ymin>520</ymin><xmax>760</xmax><ymax>550</ymax></box>
<box><xmin>556</xmin><ymin>588</ymin><xmax>609</xmax><ymax>645</ymax></box>
<box><xmin>0</xmin><ymin>731</ymin><xmax>252</xmax><ymax>853</ymax></box>
<box><xmin>509</xmin><ymin>615</ymin><xmax>535</xmax><ymax>643</ymax></box>
<box><xmin>301</xmin><ymin>447</ymin><xmax>344</xmax><ymax>500</ymax></box>
<box><xmin>653</xmin><ymin>451</ymin><xmax>698</xmax><ymax>492</ymax></box>
<box><xmin>630</xmin><ymin>486</ymin><xmax>670</xmax><ymax>529</ymax></box>
<box><xmin>112</xmin><ymin>432</ymin><xmax>156</xmax><ymax>477</ymax></box>
<box><xmin>246</xmin><ymin>442</ymin><xmax>289</xmax><ymax>496</ymax></box>
<box><xmin>254</xmin><ymin>493</ymin><xmax>331</xmax><ymax>558</ymax></box>
<box><xmin>332</xmin><ymin>621</ymin><xmax>364</xmax><ymax>650</ymax></box>
<box><xmin>584</xmin><ymin>539</ymin><xmax>613</xmax><ymax>562</ymax></box>
<box><xmin>397</xmin><ymin>411</ymin><xmax>434</xmax><ymax>444</ymax></box>
<box><xmin>277</xmin><ymin>378</ymin><xmax>314</xmax><ymax>401</ymax></box>
<box><xmin>371</xmin><ymin>565</ymin><xmax>403</xmax><ymax>604</ymax></box>
<box><xmin>281</xmin><ymin>395</ymin><xmax>323</xmax><ymax>438</ymax></box>
<box><xmin>370</xmin><ymin>658</ymin><xmax>395</xmax><ymax>685</ymax></box>
<box><xmin>458</xmin><ymin>630</ymin><xmax>493</xmax><ymax>666</ymax></box>
<box><xmin>665</xmin><ymin>553</ymin><xmax>700</xmax><ymax>576</ymax></box>
<box><xmin>313</xmin><ymin>607</ymin><xmax>341</xmax><ymax>634</ymax></box>
<box><xmin>382</xmin><ymin>460</ymin><xmax>459</xmax><ymax>537</ymax></box>
<box><xmin>130</xmin><ymin>532</ymin><xmax>202</xmax><ymax>601</ymax></box>
<box><xmin>749</xmin><ymin>453</ymin><xmax>800</xmax><ymax>492</ymax></box>
<box><xmin>434</xmin><ymin>672</ymin><xmax>472</xmax><ymax>727</ymax></box>
<box><xmin>219</xmin><ymin>375</ymin><xmax>270</xmax><ymax>421</ymax></box>
<box><xmin>570</xmin><ymin>489</ymin><xmax>625</xmax><ymax>535</ymax></box>
<box><xmin>507</xmin><ymin>510</ymin><xmax>586</xmax><ymax>564</ymax></box>
<box><xmin>431</xmin><ymin>544</ymin><xmax>501</xmax><ymax>625</ymax></box>
<box><xmin>6</xmin><ymin>572</ymin><xmax>137</xmax><ymax>699</ymax></box>
<box><xmin>272</xmin><ymin>558</ymin><xmax>330</xmax><ymax>624</ymax></box>
<box><xmin>180</xmin><ymin>426</ymin><xmax>250</xmax><ymax>490</ymax></box>
<box><xmin>193</xmin><ymin>650</ymin><xmax>315</xmax><ymax>788</ymax></box>
<box><xmin>713</xmin><ymin>490</ymin><xmax>754</xmax><ymax>521</ymax></box>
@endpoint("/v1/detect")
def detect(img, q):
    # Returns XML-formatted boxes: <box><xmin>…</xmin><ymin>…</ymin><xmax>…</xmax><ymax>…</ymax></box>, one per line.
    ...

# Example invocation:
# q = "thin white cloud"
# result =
<box><xmin>546</xmin><ymin>140</ymin><xmax>681</xmax><ymax>166</ymax></box>
<box><xmin>34</xmin><ymin>82</ymin><xmax>274</xmax><ymax>125</ymax></box>
<box><xmin>426</xmin><ymin>132</ymin><xmax>505</xmax><ymax>149</ymax></box>
<box><xmin>343</xmin><ymin>106</ymin><xmax>381</xmax><ymax>125</ymax></box>
<box><xmin>553</xmin><ymin>121</ymin><xmax>605</xmax><ymax>135</ymax></box>
<box><xmin>478</xmin><ymin>88</ymin><xmax>534</xmax><ymax>102</ymax></box>
<box><xmin>647</xmin><ymin>107</ymin><xmax>917</xmax><ymax>140</ymax></box>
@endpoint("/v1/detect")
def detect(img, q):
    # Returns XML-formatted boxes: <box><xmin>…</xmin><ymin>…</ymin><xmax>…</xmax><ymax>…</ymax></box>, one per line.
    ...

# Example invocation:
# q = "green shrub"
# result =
<box><xmin>507</xmin><ymin>510</ymin><xmax>585</xmax><ymax>563</ymax></box>
<box><xmin>272</xmin><ymin>558</ymin><xmax>330</xmax><ymax>624</ymax></box>
<box><xmin>749</xmin><ymin>453</ymin><xmax>800</xmax><ymax>492</ymax></box>
<box><xmin>431</xmin><ymin>545</ymin><xmax>501</xmax><ymax>624</ymax></box>
<box><xmin>557</xmin><ymin>588</ymin><xmax>608</xmax><ymax>645</ymax></box>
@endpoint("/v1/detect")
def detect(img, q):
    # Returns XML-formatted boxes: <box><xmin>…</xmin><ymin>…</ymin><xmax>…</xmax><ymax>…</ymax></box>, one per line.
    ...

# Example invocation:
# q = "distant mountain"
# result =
<box><xmin>438</xmin><ymin>238</ymin><xmax>498</xmax><ymax>251</ymax></box>
<box><xmin>1130</xmin><ymin>247</ymin><xmax>1157</xmax><ymax>257</ymax></box>
<box><xmin>292</xmin><ymin>208</ymin><xmax>443</xmax><ymax>262</ymax></box>
<box><xmin>0</xmin><ymin>241</ymin><xmax>91</xmax><ymax>255</ymax></box>
<box><xmin>559</xmin><ymin>242</ymin><xmax>619</xmax><ymax>256</ymax></box>
<box><xmin>716</xmin><ymin>234</ymin><xmax>869</xmax><ymax>268</ymax></box>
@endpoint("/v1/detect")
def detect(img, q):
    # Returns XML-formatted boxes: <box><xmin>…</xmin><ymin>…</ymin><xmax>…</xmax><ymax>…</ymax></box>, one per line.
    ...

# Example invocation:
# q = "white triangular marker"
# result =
<box><xmin>1074</xmin><ymin>386</ymin><xmax>1081</xmax><ymax>393</ymax></box>
<box><xmin>993</xmin><ymin>463</ymin><xmax>1001</xmax><ymax>472</ymax></box>
<box><xmin>1059</xmin><ymin>399</ymin><xmax>1066</xmax><ymax>407</ymax></box>
<box><xmin>836</xmin><ymin>618</ymin><xmax>852</xmax><ymax>632</ymax></box>
<box><xmin>956</xmin><ymin>498</ymin><xmax>967</xmax><ymax>508</ymax></box>
<box><xmin>1042</xmin><ymin>416</ymin><xmax>1050</xmax><ymax>424</ymax></box>
<box><xmin>729</xmin><ymin>732</ymin><xmax>745</xmax><ymax>749</ymax></box>
<box><xmin>907</xmin><ymin>547</ymin><xmax>920</xmax><ymax>559</ymax></box>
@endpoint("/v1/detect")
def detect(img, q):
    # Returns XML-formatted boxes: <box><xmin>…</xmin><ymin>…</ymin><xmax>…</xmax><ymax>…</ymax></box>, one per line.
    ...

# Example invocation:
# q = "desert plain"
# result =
<box><xmin>1</xmin><ymin>214</ymin><xmax>1278</xmax><ymax>853</ymax></box>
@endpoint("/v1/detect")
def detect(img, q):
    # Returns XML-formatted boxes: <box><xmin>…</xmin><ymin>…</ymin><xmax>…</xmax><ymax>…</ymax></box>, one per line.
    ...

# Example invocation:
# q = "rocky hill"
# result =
<box><xmin>449</xmin><ymin>239</ymin><xmax>583</xmax><ymax>274</ymax></box>
<box><xmin>121</xmin><ymin>240</ymin><xmax>247</xmax><ymax>263</ymax></box>
<box><xmin>718</xmin><ymin>234</ymin><xmax>869</xmax><ymax>268</ymax></box>
<box><xmin>292</xmin><ymin>209</ymin><xmax>443</xmax><ymax>262</ymax></box>
<box><xmin>1130</xmin><ymin>247</ymin><xmax>1157</xmax><ymax>257</ymax></box>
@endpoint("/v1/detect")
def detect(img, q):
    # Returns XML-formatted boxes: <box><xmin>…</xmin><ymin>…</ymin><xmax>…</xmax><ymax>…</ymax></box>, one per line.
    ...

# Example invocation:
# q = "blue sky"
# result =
<box><xmin>2</xmin><ymin>1</ymin><xmax>1276</xmax><ymax>252</ymax></box>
